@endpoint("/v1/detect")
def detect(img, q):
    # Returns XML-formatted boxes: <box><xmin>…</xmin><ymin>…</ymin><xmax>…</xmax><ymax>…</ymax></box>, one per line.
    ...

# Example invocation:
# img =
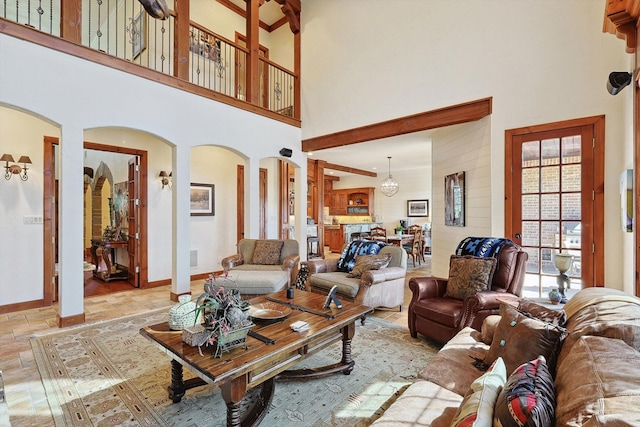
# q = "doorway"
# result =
<box><xmin>43</xmin><ymin>138</ymin><xmax>149</xmax><ymax>303</ymax></box>
<box><xmin>505</xmin><ymin>116</ymin><xmax>605</xmax><ymax>297</ymax></box>
<box><xmin>236</xmin><ymin>165</ymin><xmax>268</xmax><ymax>242</ymax></box>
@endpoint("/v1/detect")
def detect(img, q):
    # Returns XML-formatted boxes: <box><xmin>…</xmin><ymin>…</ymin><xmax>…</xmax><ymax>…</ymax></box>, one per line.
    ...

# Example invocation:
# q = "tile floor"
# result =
<box><xmin>0</xmin><ymin>255</ymin><xmax>430</xmax><ymax>426</ymax></box>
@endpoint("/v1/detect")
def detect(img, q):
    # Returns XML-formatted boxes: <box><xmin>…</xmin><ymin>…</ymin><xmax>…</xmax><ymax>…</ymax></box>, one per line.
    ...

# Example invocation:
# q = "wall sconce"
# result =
<box><xmin>2</xmin><ymin>154</ymin><xmax>31</xmax><ymax>181</ymax></box>
<box><xmin>159</xmin><ymin>171</ymin><xmax>172</xmax><ymax>189</ymax></box>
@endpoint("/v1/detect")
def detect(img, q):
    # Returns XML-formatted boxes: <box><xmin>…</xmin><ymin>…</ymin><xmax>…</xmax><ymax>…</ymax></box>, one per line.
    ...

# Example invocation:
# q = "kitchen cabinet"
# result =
<box><xmin>325</xmin><ymin>187</ymin><xmax>375</xmax><ymax>216</ymax></box>
<box><xmin>324</xmin><ymin>227</ymin><xmax>344</xmax><ymax>253</ymax></box>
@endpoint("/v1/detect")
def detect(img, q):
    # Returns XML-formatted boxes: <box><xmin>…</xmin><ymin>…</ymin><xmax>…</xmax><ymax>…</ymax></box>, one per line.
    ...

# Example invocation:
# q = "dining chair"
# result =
<box><xmin>369</xmin><ymin>226</ymin><xmax>387</xmax><ymax>242</ymax></box>
<box><xmin>405</xmin><ymin>229</ymin><xmax>422</xmax><ymax>267</ymax></box>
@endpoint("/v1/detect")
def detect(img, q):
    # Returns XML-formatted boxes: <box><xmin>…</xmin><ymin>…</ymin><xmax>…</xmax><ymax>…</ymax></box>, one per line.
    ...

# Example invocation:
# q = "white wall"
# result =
<box><xmin>0</xmin><ymin>32</ymin><xmax>304</xmax><ymax>313</ymax></box>
<box><xmin>300</xmin><ymin>0</ymin><xmax>631</xmax><ymax>291</ymax></box>
<box><xmin>430</xmin><ymin>119</ymin><xmax>492</xmax><ymax>277</ymax></box>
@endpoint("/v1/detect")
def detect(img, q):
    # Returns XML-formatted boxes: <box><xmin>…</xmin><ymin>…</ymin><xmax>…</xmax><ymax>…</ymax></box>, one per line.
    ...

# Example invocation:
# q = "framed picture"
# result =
<box><xmin>131</xmin><ymin>11</ymin><xmax>147</xmax><ymax>59</ymax></box>
<box><xmin>407</xmin><ymin>199</ymin><xmax>429</xmax><ymax>217</ymax></box>
<box><xmin>445</xmin><ymin>171</ymin><xmax>465</xmax><ymax>226</ymax></box>
<box><xmin>190</xmin><ymin>183</ymin><xmax>215</xmax><ymax>216</ymax></box>
<box><xmin>621</xmin><ymin>169</ymin><xmax>633</xmax><ymax>232</ymax></box>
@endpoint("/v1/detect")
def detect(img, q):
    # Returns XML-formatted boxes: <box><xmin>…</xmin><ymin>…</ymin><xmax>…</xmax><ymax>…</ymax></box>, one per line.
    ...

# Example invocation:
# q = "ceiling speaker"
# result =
<box><xmin>607</xmin><ymin>71</ymin><xmax>632</xmax><ymax>95</ymax></box>
<box><xmin>279</xmin><ymin>148</ymin><xmax>293</xmax><ymax>157</ymax></box>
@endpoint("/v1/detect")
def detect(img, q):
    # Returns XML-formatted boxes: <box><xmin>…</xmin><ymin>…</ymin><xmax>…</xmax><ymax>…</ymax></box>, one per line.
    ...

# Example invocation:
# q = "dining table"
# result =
<box><xmin>386</xmin><ymin>233</ymin><xmax>427</xmax><ymax>262</ymax></box>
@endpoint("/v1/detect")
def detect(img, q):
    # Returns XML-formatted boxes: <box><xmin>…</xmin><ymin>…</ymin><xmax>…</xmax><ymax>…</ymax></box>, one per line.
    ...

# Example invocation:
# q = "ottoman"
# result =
<box><xmin>229</xmin><ymin>270</ymin><xmax>289</xmax><ymax>295</ymax></box>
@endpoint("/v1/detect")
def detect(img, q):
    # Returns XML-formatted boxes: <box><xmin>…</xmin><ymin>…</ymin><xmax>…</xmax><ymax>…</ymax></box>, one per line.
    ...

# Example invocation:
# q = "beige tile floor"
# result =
<box><xmin>1</xmin><ymin>255</ymin><xmax>431</xmax><ymax>426</ymax></box>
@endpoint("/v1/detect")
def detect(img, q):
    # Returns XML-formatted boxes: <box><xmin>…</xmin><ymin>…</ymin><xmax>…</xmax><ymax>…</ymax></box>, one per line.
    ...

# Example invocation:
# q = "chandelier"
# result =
<box><xmin>380</xmin><ymin>156</ymin><xmax>399</xmax><ymax>197</ymax></box>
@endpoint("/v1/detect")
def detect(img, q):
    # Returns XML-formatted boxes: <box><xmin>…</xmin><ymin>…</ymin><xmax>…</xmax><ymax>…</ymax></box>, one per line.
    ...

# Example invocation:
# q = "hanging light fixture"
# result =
<box><xmin>380</xmin><ymin>156</ymin><xmax>399</xmax><ymax>197</ymax></box>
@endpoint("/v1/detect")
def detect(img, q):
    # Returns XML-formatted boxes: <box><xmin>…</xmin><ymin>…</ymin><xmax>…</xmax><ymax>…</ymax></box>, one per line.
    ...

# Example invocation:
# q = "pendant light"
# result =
<box><xmin>380</xmin><ymin>156</ymin><xmax>399</xmax><ymax>197</ymax></box>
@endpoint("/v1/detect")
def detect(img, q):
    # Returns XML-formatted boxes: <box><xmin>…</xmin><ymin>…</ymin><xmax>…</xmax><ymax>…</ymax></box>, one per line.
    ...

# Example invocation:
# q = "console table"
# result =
<box><xmin>90</xmin><ymin>238</ymin><xmax>128</xmax><ymax>282</ymax></box>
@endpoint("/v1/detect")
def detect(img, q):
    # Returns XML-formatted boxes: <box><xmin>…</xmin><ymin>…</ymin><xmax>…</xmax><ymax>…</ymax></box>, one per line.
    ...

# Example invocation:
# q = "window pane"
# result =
<box><xmin>562</xmin><ymin>164</ymin><xmax>581</xmax><ymax>192</ymax></box>
<box><xmin>525</xmin><ymin>247</ymin><xmax>539</xmax><ymax>274</ymax></box>
<box><xmin>541</xmin><ymin>248</ymin><xmax>555</xmax><ymax>274</ymax></box>
<box><xmin>541</xmin><ymin>166</ymin><xmax>559</xmax><ymax>193</ymax></box>
<box><xmin>562</xmin><ymin>194</ymin><xmax>581</xmax><ymax>220</ymax></box>
<box><xmin>541</xmin><ymin>194</ymin><xmax>559</xmax><ymax>220</ymax></box>
<box><xmin>522</xmin><ymin>221</ymin><xmax>539</xmax><ymax>246</ymax></box>
<box><xmin>541</xmin><ymin>221</ymin><xmax>559</xmax><ymax>248</ymax></box>
<box><xmin>541</xmin><ymin>138</ymin><xmax>560</xmax><ymax>166</ymax></box>
<box><xmin>522</xmin><ymin>141</ymin><xmax>540</xmax><ymax>167</ymax></box>
<box><xmin>562</xmin><ymin>221</ymin><xmax>581</xmax><ymax>249</ymax></box>
<box><xmin>522</xmin><ymin>168</ymin><xmax>539</xmax><ymax>194</ymax></box>
<box><xmin>562</xmin><ymin>135</ymin><xmax>581</xmax><ymax>164</ymax></box>
<box><xmin>522</xmin><ymin>195</ymin><xmax>540</xmax><ymax>220</ymax></box>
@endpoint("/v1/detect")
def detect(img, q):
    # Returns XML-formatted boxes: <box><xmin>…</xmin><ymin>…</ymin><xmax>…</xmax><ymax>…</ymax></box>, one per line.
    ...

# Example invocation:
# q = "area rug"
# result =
<box><xmin>31</xmin><ymin>309</ymin><xmax>440</xmax><ymax>427</ymax></box>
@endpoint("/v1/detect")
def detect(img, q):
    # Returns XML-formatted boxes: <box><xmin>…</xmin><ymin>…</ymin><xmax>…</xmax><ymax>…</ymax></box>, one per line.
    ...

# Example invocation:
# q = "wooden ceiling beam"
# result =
<box><xmin>324</xmin><ymin>162</ymin><xmax>377</xmax><ymax>177</ymax></box>
<box><xmin>324</xmin><ymin>175</ymin><xmax>340</xmax><ymax>182</ymax></box>
<box><xmin>302</xmin><ymin>97</ymin><xmax>492</xmax><ymax>152</ymax></box>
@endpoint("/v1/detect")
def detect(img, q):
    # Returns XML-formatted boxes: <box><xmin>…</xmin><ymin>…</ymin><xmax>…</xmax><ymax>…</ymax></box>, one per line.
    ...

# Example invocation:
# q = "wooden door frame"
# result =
<box><xmin>504</xmin><ymin>115</ymin><xmax>605</xmax><ymax>287</ymax></box>
<box><xmin>43</xmin><ymin>139</ymin><xmax>149</xmax><ymax>307</ymax></box>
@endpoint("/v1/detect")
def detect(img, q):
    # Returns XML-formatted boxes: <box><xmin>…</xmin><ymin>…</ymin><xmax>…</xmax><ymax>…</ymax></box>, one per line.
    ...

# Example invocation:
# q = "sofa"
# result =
<box><xmin>220</xmin><ymin>239</ymin><xmax>299</xmax><ymax>295</ymax></box>
<box><xmin>307</xmin><ymin>240</ymin><xmax>407</xmax><ymax>309</ymax></box>
<box><xmin>372</xmin><ymin>287</ymin><xmax>640</xmax><ymax>426</ymax></box>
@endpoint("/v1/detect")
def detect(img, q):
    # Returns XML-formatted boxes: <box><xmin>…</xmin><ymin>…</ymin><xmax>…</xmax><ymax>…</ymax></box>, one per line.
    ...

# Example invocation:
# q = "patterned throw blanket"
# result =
<box><xmin>337</xmin><ymin>240</ymin><xmax>387</xmax><ymax>272</ymax></box>
<box><xmin>455</xmin><ymin>237</ymin><xmax>513</xmax><ymax>259</ymax></box>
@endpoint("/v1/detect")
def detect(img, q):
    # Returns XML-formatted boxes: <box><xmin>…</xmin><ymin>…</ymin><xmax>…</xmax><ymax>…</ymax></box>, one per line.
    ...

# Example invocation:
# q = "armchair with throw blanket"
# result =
<box><xmin>307</xmin><ymin>240</ymin><xmax>407</xmax><ymax>310</ymax></box>
<box><xmin>408</xmin><ymin>237</ymin><xmax>528</xmax><ymax>344</ymax></box>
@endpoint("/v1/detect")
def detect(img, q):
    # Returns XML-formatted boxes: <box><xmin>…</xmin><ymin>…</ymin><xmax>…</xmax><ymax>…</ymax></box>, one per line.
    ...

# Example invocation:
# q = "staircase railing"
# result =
<box><xmin>1</xmin><ymin>0</ymin><xmax>298</xmax><ymax>122</ymax></box>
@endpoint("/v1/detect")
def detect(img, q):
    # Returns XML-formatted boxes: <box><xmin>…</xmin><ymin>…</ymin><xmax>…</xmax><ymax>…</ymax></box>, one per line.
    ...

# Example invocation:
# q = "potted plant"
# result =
<box><xmin>190</xmin><ymin>273</ymin><xmax>253</xmax><ymax>357</ymax></box>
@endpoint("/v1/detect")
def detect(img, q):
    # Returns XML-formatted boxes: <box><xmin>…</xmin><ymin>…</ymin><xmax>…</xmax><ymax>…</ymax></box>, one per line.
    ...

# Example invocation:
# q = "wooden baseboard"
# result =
<box><xmin>57</xmin><ymin>312</ymin><xmax>86</xmax><ymax>328</ymax></box>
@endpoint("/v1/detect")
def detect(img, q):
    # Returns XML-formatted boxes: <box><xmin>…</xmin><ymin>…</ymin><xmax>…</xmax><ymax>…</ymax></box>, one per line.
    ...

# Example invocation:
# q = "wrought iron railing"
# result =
<box><xmin>1</xmin><ymin>0</ymin><xmax>298</xmax><ymax>120</ymax></box>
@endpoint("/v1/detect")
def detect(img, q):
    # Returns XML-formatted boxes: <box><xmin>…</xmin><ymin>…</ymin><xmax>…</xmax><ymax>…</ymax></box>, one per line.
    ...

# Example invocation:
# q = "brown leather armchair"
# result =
<box><xmin>408</xmin><ymin>239</ymin><xmax>528</xmax><ymax>344</ymax></box>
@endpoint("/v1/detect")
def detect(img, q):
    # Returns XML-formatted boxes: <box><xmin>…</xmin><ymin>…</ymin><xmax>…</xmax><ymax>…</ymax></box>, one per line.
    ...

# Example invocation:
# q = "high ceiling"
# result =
<box><xmin>228</xmin><ymin>0</ymin><xmax>286</xmax><ymax>26</ymax></box>
<box><xmin>307</xmin><ymin>131</ymin><xmax>434</xmax><ymax>179</ymax></box>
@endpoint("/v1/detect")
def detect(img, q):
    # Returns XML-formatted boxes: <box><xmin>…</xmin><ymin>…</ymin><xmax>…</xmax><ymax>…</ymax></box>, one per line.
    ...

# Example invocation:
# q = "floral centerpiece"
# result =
<box><xmin>191</xmin><ymin>272</ymin><xmax>253</xmax><ymax>357</ymax></box>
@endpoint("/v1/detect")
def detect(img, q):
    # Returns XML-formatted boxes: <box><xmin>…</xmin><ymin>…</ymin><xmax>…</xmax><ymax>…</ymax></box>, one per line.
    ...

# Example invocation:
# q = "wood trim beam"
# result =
<box><xmin>324</xmin><ymin>162</ymin><xmax>377</xmax><ymax>177</ymax></box>
<box><xmin>603</xmin><ymin>0</ymin><xmax>640</xmax><ymax>53</ymax></box>
<box><xmin>217</xmin><ymin>0</ymin><xmax>271</xmax><ymax>32</ymax></box>
<box><xmin>302</xmin><ymin>98</ymin><xmax>492</xmax><ymax>152</ymax></box>
<box><xmin>324</xmin><ymin>175</ymin><xmax>340</xmax><ymax>182</ymax></box>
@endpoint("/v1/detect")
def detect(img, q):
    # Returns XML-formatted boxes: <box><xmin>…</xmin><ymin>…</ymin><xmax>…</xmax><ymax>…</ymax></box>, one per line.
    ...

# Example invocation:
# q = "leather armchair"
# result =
<box><xmin>408</xmin><ymin>240</ymin><xmax>528</xmax><ymax>344</ymax></box>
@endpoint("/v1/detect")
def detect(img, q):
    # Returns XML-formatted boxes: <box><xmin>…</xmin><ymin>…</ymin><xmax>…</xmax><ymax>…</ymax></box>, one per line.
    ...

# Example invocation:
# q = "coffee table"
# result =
<box><xmin>140</xmin><ymin>289</ymin><xmax>373</xmax><ymax>426</ymax></box>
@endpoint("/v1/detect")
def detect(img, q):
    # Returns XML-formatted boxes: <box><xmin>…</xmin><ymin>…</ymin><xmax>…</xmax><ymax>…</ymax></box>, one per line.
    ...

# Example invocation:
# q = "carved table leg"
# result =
<box><xmin>168</xmin><ymin>359</ymin><xmax>185</xmax><ymax>403</ymax></box>
<box><xmin>341</xmin><ymin>322</ymin><xmax>355</xmax><ymax>375</ymax></box>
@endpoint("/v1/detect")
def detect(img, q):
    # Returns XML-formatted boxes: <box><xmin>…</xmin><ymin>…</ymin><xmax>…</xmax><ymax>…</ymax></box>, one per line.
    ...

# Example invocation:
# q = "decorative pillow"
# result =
<box><xmin>450</xmin><ymin>357</ymin><xmax>507</xmax><ymax>427</ymax></box>
<box><xmin>346</xmin><ymin>253</ymin><xmax>392</xmax><ymax>278</ymax></box>
<box><xmin>337</xmin><ymin>240</ymin><xmax>386</xmax><ymax>273</ymax></box>
<box><xmin>493</xmin><ymin>356</ymin><xmax>556</xmax><ymax>427</ymax></box>
<box><xmin>484</xmin><ymin>303</ymin><xmax>566</xmax><ymax>375</ymax></box>
<box><xmin>518</xmin><ymin>299</ymin><xmax>566</xmax><ymax>326</ymax></box>
<box><xmin>444</xmin><ymin>255</ymin><xmax>497</xmax><ymax>300</ymax></box>
<box><xmin>250</xmin><ymin>240</ymin><xmax>284</xmax><ymax>265</ymax></box>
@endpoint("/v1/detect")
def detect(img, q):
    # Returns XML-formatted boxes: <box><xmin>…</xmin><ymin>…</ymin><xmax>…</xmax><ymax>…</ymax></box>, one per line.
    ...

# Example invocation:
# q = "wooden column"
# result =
<box><xmin>60</xmin><ymin>0</ymin><xmax>82</xmax><ymax>43</ymax></box>
<box><xmin>174</xmin><ymin>0</ymin><xmax>190</xmax><ymax>81</ymax></box>
<box><xmin>246</xmin><ymin>0</ymin><xmax>260</xmax><ymax>106</ymax></box>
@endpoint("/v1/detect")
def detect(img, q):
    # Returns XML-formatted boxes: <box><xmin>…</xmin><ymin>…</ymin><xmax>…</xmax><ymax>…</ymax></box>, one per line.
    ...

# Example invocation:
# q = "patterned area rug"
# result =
<box><xmin>31</xmin><ymin>309</ymin><xmax>439</xmax><ymax>427</ymax></box>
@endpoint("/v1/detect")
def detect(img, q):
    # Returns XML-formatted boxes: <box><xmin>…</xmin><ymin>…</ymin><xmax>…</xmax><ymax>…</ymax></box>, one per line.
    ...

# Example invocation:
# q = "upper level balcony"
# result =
<box><xmin>0</xmin><ymin>0</ymin><xmax>301</xmax><ymax>126</ymax></box>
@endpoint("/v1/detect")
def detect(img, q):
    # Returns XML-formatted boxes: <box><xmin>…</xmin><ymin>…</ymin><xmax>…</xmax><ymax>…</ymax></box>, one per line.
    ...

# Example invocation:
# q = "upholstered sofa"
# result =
<box><xmin>221</xmin><ymin>239</ymin><xmax>299</xmax><ymax>295</ymax></box>
<box><xmin>372</xmin><ymin>287</ymin><xmax>640</xmax><ymax>426</ymax></box>
<box><xmin>307</xmin><ymin>240</ymin><xmax>407</xmax><ymax>309</ymax></box>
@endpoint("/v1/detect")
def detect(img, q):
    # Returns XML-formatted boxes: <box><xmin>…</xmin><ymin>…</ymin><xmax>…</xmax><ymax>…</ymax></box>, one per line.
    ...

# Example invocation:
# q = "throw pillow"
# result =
<box><xmin>250</xmin><ymin>240</ymin><xmax>284</xmax><ymax>265</ymax></box>
<box><xmin>444</xmin><ymin>255</ymin><xmax>497</xmax><ymax>300</ymax></box>
<box><xmin>337</xmin><ymin>240</ymin><xmax>386</xmax><ymax>273</ymax></box>
<box><xmin>493</xmin><ymin>355</ymin><xmax>556</xmax><ymax>427</ymax></box>
<box><xmin>484</xmin><ymin>303</ymin><xmax>566</xmax><ymax>375</ymax></box>
<box><xmin>450</xmin><ymin>357</ymin><xmax>507</xmax><ymax>427</ymax></box>
<box><xmin>346</xmin><ymin>253</ymin><xmax>392</xmax><ymax>278</ymax></box>
<box><xmin>518</xmin><ymin>299</ymin><xmax>566</xmax><ymax>326</ymax></box>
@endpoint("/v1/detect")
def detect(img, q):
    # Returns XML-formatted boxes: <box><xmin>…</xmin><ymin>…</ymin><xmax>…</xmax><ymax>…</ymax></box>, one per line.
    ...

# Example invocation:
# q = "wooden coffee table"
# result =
<box><xmin>140</xmin><ymin>289</ymin><xmax>373</xmax><ymax>427</ymax></box>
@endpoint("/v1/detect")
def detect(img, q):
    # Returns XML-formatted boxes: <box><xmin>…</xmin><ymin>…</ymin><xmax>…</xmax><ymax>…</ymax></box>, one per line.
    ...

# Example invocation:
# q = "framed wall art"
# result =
<box><xmin>445</xmin><ymin>171</ymin><xmax>465</xmax><ymax>226</ymax></box>
<box><xmin>407</xmin><ymin>199</ymin><xmax>429</xmax><ymax>217</ymax></box>
<box><xmin>190</xmin><ymin>183</ymin><xmax>215</xmax><ymax>216</ymax></box>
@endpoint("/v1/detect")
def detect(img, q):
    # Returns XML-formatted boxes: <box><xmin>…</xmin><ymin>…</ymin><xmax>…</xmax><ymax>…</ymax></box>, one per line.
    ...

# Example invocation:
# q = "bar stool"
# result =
<box><xmin>307</xmin><ymin>237</ymin><xmax>321</xmax><ymax>258</ymax></box>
